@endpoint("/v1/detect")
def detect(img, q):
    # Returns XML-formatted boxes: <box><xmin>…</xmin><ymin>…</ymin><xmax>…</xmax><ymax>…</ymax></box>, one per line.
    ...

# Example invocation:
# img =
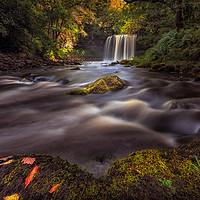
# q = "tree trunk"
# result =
<box><xmin>176</xmin><ymin>0</ymin><xmax>183</xmax><ymax>31</ymax></box>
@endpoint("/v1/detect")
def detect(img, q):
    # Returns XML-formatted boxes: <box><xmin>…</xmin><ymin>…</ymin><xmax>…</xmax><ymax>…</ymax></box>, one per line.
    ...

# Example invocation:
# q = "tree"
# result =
<box><xmin>124</xmin><ymin>0</ymin><xmax>200</xmax><ymax>31</ymax></box>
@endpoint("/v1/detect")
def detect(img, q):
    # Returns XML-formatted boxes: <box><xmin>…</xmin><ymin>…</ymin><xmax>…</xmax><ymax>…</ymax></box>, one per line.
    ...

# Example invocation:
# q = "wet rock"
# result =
<box><xmin>26</xmin><ymin>59</ymin><xmax>32</xmax><ymax>64</ymax></box>
<box><xmin>66</xmin><ymin>76</ymin><xmax>125</xmax><ymax>95</ymax></box>
<box><xmin>167</xmin><ymin>100</ymin><xmax>195</xmax><ymax>110</ymax></box>
<box><xmin>20</xmin><ymin>78</ymin><xmax>30</xmax><ymax>82</ymax></box>
<box><xmin>92</xmin><ymin>152</ymin><xmax>115</xmax><ymax>164</ymax></box>
<box><xmin>109</xmin><ymin>61</ymin><xmax>119</xmax><ymax>66</ymax></box>
<box><xmin>194</xmin><ymin>76</ymin><xmax>200</xmax><ymax>82</ymax></box>
<box><xmin>33</xmin><ymin>76</ymin><xmax>54</xmax><ymax>82</ymax></box>
<box><xmin>124</xmin><ymin>64</ymin><xmax>131</xmax><ymax>67</ymax></box>
<box><xmin>1</xmin><ymin>141</ymin><xmax>200</xmax><ymax>199</ymax></box>
<box><xmin>67</xmin><ymin>89</ymin><xmax>88</xmax><ymax>95</ymax></box>
<box><xmin>59</xmin><ymin>78</ymin><xmax>69</xmax><ymax>85</ymax></box>
<box><xmin>119</xmin><ymin>59</ymin><xmax>130</xmax><ymax>65</ymax></box>
<box><xmin>70</xmin><ymin>67</ymin><xmax>81</xmax><ymax>70</ymax></box>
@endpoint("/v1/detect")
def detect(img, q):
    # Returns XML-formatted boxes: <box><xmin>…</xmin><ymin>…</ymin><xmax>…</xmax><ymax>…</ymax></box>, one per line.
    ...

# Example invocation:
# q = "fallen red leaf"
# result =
<box><xmin>25</xmin><ymin>166</ymin><xmax>38</xmax><ymax>188</ymax></box>
<box><xmin>21</xmin><ymin>157</ymin><xmax>35</xmax><ymax>165</ymax></box>
<box><xmin>49</xmin><ymin>184</ymin><xmax>60</xmax><ymax>193</ymax></box>
<box><xmin>0</xmin><ymin>156</ymin><xmax>12</xmax><ymax>161</ymax></box>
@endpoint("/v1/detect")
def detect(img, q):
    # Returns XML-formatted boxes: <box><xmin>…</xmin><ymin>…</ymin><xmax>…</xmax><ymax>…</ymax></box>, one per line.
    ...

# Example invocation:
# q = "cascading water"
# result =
<box><xmin>104</xmin><ymin>34</ymin><xmax>137</xmax><ymax>61</ymax></box>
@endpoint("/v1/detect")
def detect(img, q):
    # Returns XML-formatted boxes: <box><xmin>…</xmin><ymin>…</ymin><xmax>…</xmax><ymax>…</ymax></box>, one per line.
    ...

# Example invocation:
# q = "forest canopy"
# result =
<box><xmin>0</xmin><ymin>0</ymin><xmax>199</xmax><ymax>60</ymax></box>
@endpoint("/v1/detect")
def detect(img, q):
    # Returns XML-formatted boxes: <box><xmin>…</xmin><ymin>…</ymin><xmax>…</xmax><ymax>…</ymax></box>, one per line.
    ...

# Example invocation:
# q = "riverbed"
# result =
<box><xmin>0</xmin><ymin>62</ymin><xmax>200</xmax><ymax>177</ymax></box>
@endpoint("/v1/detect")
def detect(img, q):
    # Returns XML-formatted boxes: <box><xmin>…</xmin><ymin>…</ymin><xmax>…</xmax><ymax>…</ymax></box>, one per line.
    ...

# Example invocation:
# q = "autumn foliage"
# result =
<box><xmin>25</xmin><ymin>166</ymin><xmax>39</xmax><ymax>188</ymax></box>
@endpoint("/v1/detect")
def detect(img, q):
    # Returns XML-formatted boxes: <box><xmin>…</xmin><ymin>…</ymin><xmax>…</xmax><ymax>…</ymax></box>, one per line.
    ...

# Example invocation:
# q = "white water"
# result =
<box><xmin>0</xmin><ymin>62</ymin><xmax>200</xmax><ymax>177</ymax></box>
<box><xmin>104</xmin><ymin>35</ymin><xmax>137</xmax><ymax>61</ymax></box>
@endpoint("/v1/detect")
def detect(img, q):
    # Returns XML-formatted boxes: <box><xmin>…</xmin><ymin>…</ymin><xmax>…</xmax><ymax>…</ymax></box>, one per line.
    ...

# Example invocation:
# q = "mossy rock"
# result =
<box><xmin>158</xmin><ymin>65</ymin><xmax>177</xmax><ymax>73</ymax></box>
<box><xmin>67</xmin><ymin>89</ymin><xmax>88</xmax><ymax>95</ymax></box>
<box><xmin>66</xmin><ymin>76</ymin><xmax>125</xmax><ymax>95</ymax></box>
<box><xmin>124</xmin><ymin>64</ymin><xmax>131</xmax><ymax>67</ymax></box>
<box><xmin>135</xmin><ymin>61</ymin><xmax>152</xmax><ymax>68</ymax></box>
<box><xmin>150</xmin><ymin>63</ymin><xmax>166</xmax><ymax>71</ymax></box>
<box><xmin>105</xmin><ymin>140</ymin><xmax>200</xmax><ymax>199</ymax></box>
<box><xmin>1</xmin><ymin>140</ymin><xmax>200</xmax><ymax>199</ymax></box>
<box><xmin>109</xmin><ymin>62</ymin><xmax>119</xmax><ymax>66</ymax></box>
<box><xmin>86</xmin><ymin>76</ymin><xmax>125</xmax><ymax>94</ymax></box>
<box><xmin>119</xmin><ymin>59</ymin><xmax>130</xmax><ymax>65</ymax></box>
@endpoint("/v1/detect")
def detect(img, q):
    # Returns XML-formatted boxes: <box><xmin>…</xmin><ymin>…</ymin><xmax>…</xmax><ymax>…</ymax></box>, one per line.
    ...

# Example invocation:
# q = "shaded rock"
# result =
<box><xmin>194</xmin><ymin>76</ymin><xmax>200</xmax><ymax>82</ymax></box>
<box><xmin>1</xmin><ymin>140</ymin><xmax>200</xmax><ymax>199</ymax></box>
<box><xmin>66</xmin><ymin>76</ymin><xmax>125</xmax><ymax>95</ymax></box>
<box><xmin>26</xmin><ymin>59</ymin><xmax>32</xmax><ymax>64</ymax></box>
<box><xmin>33</xmin><ymin>76</ymin><xmax>54</xmax><ymax>82</ymax></box>
<box><xmin>119</xmin><ymin>59</ymin><xmax>130</xmax><ymax>65</ymax></box>
<box><xmin>166</xmin><ymin>100</ymin><xmax>195</xmax><ymax>110</ymax></box>
<box><xmin>59</xmin><ymin>78</ymin><xmax>69</xmax><ymax>85</ymax></box>
<box><xmin>70</xmin><ymin>67</ymin><xmax>81</xmax><ymax>70</ymax></box>
<box><xmin>109</xmin><ymin>62</ymin><xmax>119</xmax><ymax>66</ymax></box>
<box><xmin>67</xmin><ymin>89</ymin><xmax>88</xmax><ymax>95</ymax></box>
<box><xmin>20</xmin><ymin>78</ymin><xmax>30</xmax><ymax>82</ymax></box>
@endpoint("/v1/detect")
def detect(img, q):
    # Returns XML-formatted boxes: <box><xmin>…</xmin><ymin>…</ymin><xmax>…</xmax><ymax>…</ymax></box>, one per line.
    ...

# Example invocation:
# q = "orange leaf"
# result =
<box><xmin>0</xmin><ymin>160</ymin><xmax>14</xmax><ymax>166</ymax></box>
<box><xmin>21</xmin><ymin>157</ymin><xmax>35</xmax><ymax>165</ymax></box>
<box><xmin>25</xmin><ymin>166</ymin><xmax>38</xmax><ymax>188</ymax></box>
<box><xmin>0</xmin><ymin>156</ymin><xmax>12</xmax><ymax>161</ymax></box>
<box><xmin>130</xmin><ymin>167</ymin><xmax>142</xmax><ymax>174</ymax></box>
<box><xmin>49</xmin><ymin>184</ymin><xmax>60</xmax><ymax>193</ymax></box>
<box><xmin>3</xmin><ymin>193</ymin><xmax>19</xmax><ymax>200</ymax></box>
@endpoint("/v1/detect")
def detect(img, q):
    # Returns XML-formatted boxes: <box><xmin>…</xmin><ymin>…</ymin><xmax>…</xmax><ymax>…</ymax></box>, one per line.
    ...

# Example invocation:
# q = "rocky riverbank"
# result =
<box><xmin>117</xmin><ymin>58</ymin><xmax>200</xmax><ymax>82</ymax></box>
<box><xmin>1</xmin><ymin>140</ymin><xmax>200</xmax><ymax>199</ymax></box>
<box><xmin>0</xmin><ymin>52</ymin><xmax>82</xmax><ymax>75</ymax></box>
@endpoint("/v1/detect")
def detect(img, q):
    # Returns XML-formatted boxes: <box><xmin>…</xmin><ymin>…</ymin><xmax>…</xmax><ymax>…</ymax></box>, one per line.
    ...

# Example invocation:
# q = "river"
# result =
<box><xmin>0</xmin><ymin>61</ymin><xmax>200</xmax><ymax>177</ymax></box>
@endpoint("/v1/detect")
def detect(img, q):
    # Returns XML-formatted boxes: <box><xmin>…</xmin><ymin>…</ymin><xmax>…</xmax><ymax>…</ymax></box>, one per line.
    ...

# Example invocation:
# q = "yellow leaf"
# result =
<box><xmin>3</xmin><ymin>193</ymin><xmax>19</xmax><ymax>200</ymax></box>
<box><xmin>0</xmin><ymin>160</ymin><xmax>14</xmax><ymax>166</ymax></box>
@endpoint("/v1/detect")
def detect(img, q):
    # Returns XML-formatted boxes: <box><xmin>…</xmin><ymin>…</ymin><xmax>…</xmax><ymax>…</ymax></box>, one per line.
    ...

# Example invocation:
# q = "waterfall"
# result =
<box><xmin>104</xmin><ymin>34</ymin><xmax>137</xmax><ymax>61</ymax></box>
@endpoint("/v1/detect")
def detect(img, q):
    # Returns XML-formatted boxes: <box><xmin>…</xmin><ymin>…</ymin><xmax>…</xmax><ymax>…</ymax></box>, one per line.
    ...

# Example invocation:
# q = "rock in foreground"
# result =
<box><xmin>1</xmin><ymin>140</ymin><xmax>200</xmax><ymax>199</ymax></box>
<box><xmin>67</xmin><ymin>76</ymin><xmax>125</xmax><ymax>95</ymax></box>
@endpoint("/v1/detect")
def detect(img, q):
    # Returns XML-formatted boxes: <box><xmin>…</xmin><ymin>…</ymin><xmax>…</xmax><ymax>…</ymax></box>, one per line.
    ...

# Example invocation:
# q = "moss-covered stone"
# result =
<box><xmin>66</xmin><ymin>89</ymin><xmax>88</xmax><ymax>95</ymax></box>
<box><xmin>109</xmin><ymin>62</ymin><xmax>119</xmax><ymax>66</ymax></box>
<box><xmin>66</xmin><ymin>76</ymin><xmax>125</xmax><ymax>95</ymax></box>
<box><xmin>86</xmin><ymin>76</ymin><xmax>125</xmax><ymax>94</ymax></box>
<box><xmin>1</xmin><ymin>140</ymin><xmax>200</xmax><ymax>199</ymax></box>
<box><xmin>105</xmin><ymin>141</ymin><xmax>200</xmax><ymax>199</ymax></box>
<box><xmin>119</xmin><ymin>59</ymin><xmax>130</xmax><ymax>65</ymax></box>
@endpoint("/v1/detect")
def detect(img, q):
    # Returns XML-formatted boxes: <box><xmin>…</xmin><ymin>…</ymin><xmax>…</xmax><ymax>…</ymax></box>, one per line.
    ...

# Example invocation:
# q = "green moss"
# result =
<box><xmin>86</xmin><ymin>76</ymin><xmax>125</xmax><ymax>94</ymax></box>
<box><xmin>1</xmin><ymin>141</ymin><xmax>200</xmax><ymax>199</ymax></box>
<box><xmin>66</xmin><ymin>89</ymin><xmax>89</xmax><ymax>95</ymax></box>
<box><xmin>124</xmin><ymin>64</ymin><xmax>131</xmax><ymax>67</ymax></box>
<box><xmin>119</xmin><ymin>59</ymin><xmax>130</xmax><ymax>65</ymax></box>
<box><xmin>66</xmin><ymin>76</ymin><xmax>125</xmax><ymax>95</ymax></box>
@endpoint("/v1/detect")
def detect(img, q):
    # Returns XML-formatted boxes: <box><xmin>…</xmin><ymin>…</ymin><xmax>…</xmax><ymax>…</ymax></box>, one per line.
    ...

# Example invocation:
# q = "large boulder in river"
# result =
<box><xmin>86</xmin><ymin>76</ymin><xmax>125</xmax><ymax>94</ymax></box>
<box><xmin>67</xmin><ymin>76</ymin><xmax>125</xmax><ymax>95</ymax></box>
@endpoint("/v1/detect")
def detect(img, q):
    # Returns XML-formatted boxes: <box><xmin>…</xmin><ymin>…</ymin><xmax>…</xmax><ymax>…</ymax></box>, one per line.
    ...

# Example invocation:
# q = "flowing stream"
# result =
<box><xmin>0</xmin><ymin>62</ymin><xmax>200</xmax><ymax>177</ymax></box>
